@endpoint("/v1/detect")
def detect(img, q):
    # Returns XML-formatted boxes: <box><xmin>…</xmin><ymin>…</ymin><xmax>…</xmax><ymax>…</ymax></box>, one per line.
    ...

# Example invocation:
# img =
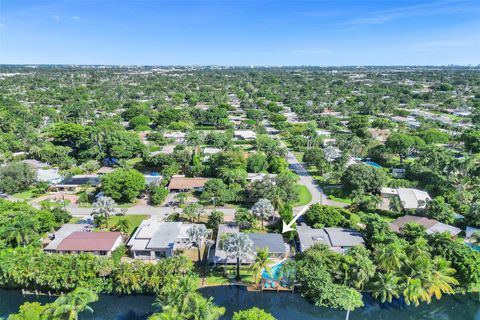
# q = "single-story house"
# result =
<box><xmin>381</xmin><ymin>187</ymin><xmax>431</xmax><ymax>210</ymax></box>
<box><xmin>210</xmin><ymin>224</ymin><xmax>288</xmax><ymax>265</ymax></box>
<box><xmin>51</xmin><ymin>175</ymin><xmax>101</xmax><ymax>193</ymax></box>
<box><xmin>144</xmin><ymin>174</ymin><xmax>162</xmax><ymax>185</ymax></box>
<box><xmin>234</xmin><ymin>130</ymin><xmax>257</xmax><ymax>140</ymax></box>
<box><xmin>127</xmin><ymin>219</ymin><xmax>206</xmax><ymax>260</ymax></box>
<box><xmin>168</xmin><ymin>175</ymin><xmax>209</xmax><ymax>192</ymax></box>
<box><xmin>297</xmin><ymin>225</ymin><xmax>365</xmax><ymax>254</ymax></box>
<box><xmin>392</xmin><ymin>168</ymin><xmax>406</xmax><ymax>178</ymax></box>
<box><xmin>246</xmin><ymin>173</ymin><xmax>277</xmax><ymax>182</ymax></box>
<box><xmin>96</xmin><ymin>166</ymin><xmax>115</xmax><ymax>175</ymax></box>
<box><xmin>22</xmin><ymin>159</ymin><xmax>62</xmax><ymax>183</ymax></box>
<box><xmin>50</xmin><ymin>231</ymin><xmax>123</xmax><ymax>256</ymax></box>
<box><xmin>203</xmin><ymin>147</ymin><xmax>222</xmax><ymax>160</ymax></box>
<box><xmin>164</xmin><ymin>132</ymin><xmax>186</xmax><ymax>143</ymax></box>
<box><xmin>389</xmin><ymin>215</ymin><xmax>461</xmax><ymax>236</ymax></box>
<box><xmin>368</xmin><ymin>128</ymin><xmax>390</xmax><ymax>143</ymax></box>
<box><xmin>44</xmin><ymin>223</ymin><xmax>91</xmax><ymax>253</ymax></box>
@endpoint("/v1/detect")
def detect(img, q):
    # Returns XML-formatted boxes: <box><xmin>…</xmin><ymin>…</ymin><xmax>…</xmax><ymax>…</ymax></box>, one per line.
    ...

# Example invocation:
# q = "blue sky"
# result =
<box><xmin>1</xmin><ymin>0</ymin><xmax>479</xmax><ymax>65</ymax></box>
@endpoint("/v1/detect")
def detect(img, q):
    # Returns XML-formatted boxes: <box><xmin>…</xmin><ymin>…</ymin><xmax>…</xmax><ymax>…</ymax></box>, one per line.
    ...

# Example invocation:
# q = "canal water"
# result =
<box><xmin>1</xmin><ymin>286</ymin><xmax>479</xmax><ymax>319</ymax></box>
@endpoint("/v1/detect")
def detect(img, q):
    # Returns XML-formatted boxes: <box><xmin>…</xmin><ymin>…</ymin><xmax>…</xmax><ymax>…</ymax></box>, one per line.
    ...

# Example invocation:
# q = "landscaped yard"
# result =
<box><xmin>322</xmin><ymin>187</ymin><xmax>352</xmax><ymax>204</ymax></box>
<box><xmin>293</xmin><ymin>184</ymin><xmax>312</xmax><ymax>206</ymax></box>
<box><xmin>13</xmin><ymin>189</ymin><xmax>44</xmax><ymax>200</ymax></box>
<box><xmin>204</xmin><ymin>266</ymin><xmax>255</xmax><ymax>286</ymax></box>
<box><xmin>107</xmin><ymin>214</ymin><xmax>150</xmax><ymax>235</ymax></box>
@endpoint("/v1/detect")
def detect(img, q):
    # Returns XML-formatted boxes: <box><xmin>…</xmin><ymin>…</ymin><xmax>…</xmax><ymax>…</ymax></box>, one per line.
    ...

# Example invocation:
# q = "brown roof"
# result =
<box><xmin>168</xmin><ymin>177</ymin><xmax>209</xmax><ymax>190</ymax></box>
<box><xmin>389</xmin><ymin>215</ymin><xmax>438</xmax><ymax>233</ymax></box>
<box><xmin>57</xmin><ymin>232</ymin><xmax>122</xmax><ymax>252</ymax></box>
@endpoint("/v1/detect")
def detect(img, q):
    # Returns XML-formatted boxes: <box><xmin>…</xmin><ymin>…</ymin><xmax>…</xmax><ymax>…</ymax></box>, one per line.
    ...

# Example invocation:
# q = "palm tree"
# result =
<box><xmin>189</xmin><ymin>295</ymin><xmax>225</xmax><ymax>320</ymax></box>
<box><xmin>187</xmin><ymin>225</ymin><xmax>211</xmax><ymax>263</ymax></box>
<box><xmin>91</xmin><ymin>196</ymin><xmax>116</xmax><ymax>228</ymax></box>
<box><xmin>374</xmin><ymin>242</ymin><xmax>406</xmax><ymax>273</ymax></box>
<box><xmin>389</xmin><ymin>196</ymin><xmax>404</xmax><ymax>212</ymax></box>
<box><xmin>234</xmin><ymin>208</ymin><xmax>256</xmax><ymax>230</ymax></box>
<box><xmin>149</xmin><ymin>306</ymin><xmax>186</xmax><ymax>320</ymax></box>
<box><xmin>43</xmin><ymin>288</ymin><xmax>98</xmax><ymax>320</ymax></box>
<box><xmin>251</xmin><ymin>198</ymin><xmax>274</xmax><ymax>230</ymax></box>
<box><xmin>369</xmin><ymin>273</ymin><xmax>401</xmax><ymax>303</ymax></box>
<box><xmin>344</xmin><ymin>289</ymin><xmax>364</xmax><ymax>320</ymax></box>
<box><xmin>154</xmin><ymin>274</ymin><xmax>198</xmax><ymax>315</ymax></box>
<box><xmin>182</xmin><ymin>203</ymin><xmax>203</xmax><ymax>222</ymax></box>
<box><xmin>186</xmin><ymin>131</ymin><xmax>203</xmax><ymax>155</ymax></box>
<box><xmin>221</xmin><ymin>232</ymin><xmax>253</xmax><ymax>281</ymax></box>
<box><xmin>175</xmin><ymin>192</ymin><xmax>188</xmax><ymax>205</ymax></box>
<box><xmin>4</xmin><ymin>215</ymin><xmax>39</xmax><ymax>247</ymax></box>
<box><xmin>402</xmin><ymin>277</ymin><xmax>431</xmax><ymax>306</ymax></box>
<box><xmin>115</xmin><ymin>218</ymin><xmax>131</xmax><ymax>235</ymax></box>
<box><xmin>425</xmin><ymin>256</ymin><xmax>459</xmax><ymax>300</ymax></box>
<box><xmin>251</xmin><ymin>248</ymin><xmax>273</xmax><ymax>283</ymax></box>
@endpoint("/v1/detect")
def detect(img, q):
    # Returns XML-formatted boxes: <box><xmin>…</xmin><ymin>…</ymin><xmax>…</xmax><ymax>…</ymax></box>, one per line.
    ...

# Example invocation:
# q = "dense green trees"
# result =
<box><xmin>0</xmin><ymin>200</ymin><xmax>68</xmax><ymax>248</ymax></box>
<box><xmin>341</xmin><ymin>164</ymin><xmax>385</xmax><ymax>195</ymax></box>
<box><xmin>0</xmin><ymin>162</ymin><xmax>36</xmax><ymax>194</ymax></box>
<box><xmin>232</xmin><ymin>307</ymin><xmax>276</xmax><ymax>320</ymax></box>
<box><xmin>0</xmin><ymin>247</ymin><xmax>193</xmax><ymax>294</ymax></box>
<box><xmin>386</xmin><ymin>133</ymin><xmax>425</xmax><ymax>163</ymax></box>
<box><xmin>303</xmin><ymin>204</ymin><xmax>348</xmax><ymax>228</ymax></box>
<box><xmin>101</xmin><ymin>169</ymin><xmax>146</xmax><ymax>202</ymax></box>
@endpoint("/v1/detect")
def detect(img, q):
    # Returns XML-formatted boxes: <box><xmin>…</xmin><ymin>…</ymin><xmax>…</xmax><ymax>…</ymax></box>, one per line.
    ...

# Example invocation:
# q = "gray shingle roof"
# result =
<box><xmin>247</xmin><ymin>233</ymin><xmax>286</xmax><ymax>254</ymax></box>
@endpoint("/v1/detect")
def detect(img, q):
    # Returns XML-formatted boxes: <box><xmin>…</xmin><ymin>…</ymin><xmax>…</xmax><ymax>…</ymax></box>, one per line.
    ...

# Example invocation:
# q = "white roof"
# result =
<box><xmin>44</xmin><ymin>224</ymin><xmax>87</xmax><ymax>250</ymax></box>
<box><xmin>37</xmin><ymin>168</ymin><xmax>61</xmax><ymax>183</ymax></box>
<box><xmin>397</xmin><ymin>188</ymin><xmax>431</xmax><ymax>209</ymax></box>
<box><xmin>427</xmin><ymin>222</ymin><xmax>461</xmax><ymax>236</ymax></box>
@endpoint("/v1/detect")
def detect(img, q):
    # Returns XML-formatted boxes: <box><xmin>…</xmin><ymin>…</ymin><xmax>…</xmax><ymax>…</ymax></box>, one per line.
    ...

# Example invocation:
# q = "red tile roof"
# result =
<box><xmin>57</xmin><ymin>232</ymin><xmax>122</xmax><ymax>252</ymax></box>
<box><xmin>167</xmin><ymin>177</ymin><xmax>209</xmax><ymax>190</ymax></box>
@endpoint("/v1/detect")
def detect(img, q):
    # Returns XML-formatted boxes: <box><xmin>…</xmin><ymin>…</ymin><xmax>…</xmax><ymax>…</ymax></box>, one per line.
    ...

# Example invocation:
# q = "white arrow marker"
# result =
<box><xmin>282</xmin><ymin>205</ymin><xmax>309</xmax><ymax>233</ymax></box>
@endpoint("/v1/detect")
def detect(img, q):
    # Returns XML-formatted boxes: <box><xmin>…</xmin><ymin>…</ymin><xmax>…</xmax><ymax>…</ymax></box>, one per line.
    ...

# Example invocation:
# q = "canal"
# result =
<box><xmin>1</xmin><ymin>287</ymin><xmax>479</xmax><ymax>319</ymax></box>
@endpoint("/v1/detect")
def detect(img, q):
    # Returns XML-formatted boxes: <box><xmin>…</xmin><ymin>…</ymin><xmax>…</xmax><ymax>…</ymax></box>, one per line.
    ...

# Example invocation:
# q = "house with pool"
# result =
<box><xmin>210</xmin><ymin>223</ymin><xmax>289</xmax><ymax>265</ymax></box>
<box><xmin>296</xmin><ymin>224</ymin><xmax>365</xmax><ymax>254</ymax></box>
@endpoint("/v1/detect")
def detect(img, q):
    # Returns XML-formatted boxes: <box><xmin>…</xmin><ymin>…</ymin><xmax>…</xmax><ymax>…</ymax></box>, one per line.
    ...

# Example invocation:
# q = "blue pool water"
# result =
<box><xmin>466</xmin><ymin>243</ymin><xmax>480</xmax><ymax>252</ymax></box>
<box><xmin>365</xmin><ymin>161</ymin><xmax>382</xmax><ymax>169</ymax></box>
<box><xmin>261</xmin><ymin>262</ymin><xmax>284</xmax><ymax>280</ymax></box>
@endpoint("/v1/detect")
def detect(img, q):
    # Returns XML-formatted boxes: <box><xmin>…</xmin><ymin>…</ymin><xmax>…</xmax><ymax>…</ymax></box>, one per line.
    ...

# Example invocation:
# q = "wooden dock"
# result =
<box><xmin>247</xmin><ymin>280</ymin><xmax>294</xmax><ymax>293</ymax></box>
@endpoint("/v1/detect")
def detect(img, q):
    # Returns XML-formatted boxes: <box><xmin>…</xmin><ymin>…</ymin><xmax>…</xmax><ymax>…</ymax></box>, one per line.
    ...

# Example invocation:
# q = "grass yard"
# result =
<box><xmin>293</xmin><ymin>184</ymin><xmax>312</xmax><ymax>206</ymax></box>
<box><xmin>204</xmin><ymin>266</ymin><xmax>255</xmax><ymax>286</ymax></box>
<box><xmin>13</xmin><ymin>189</ymin><xmax>43</xmax><ymax>200</ymax></box>
<box><xmin>323</xmin><ymin>187</ymin><xmax>352</xmax><ymax>204</ymax></box>
<box><xmin>107</xmin><ymin>215</ymin><xmax>150</xmax><ymax>235</ymax></box>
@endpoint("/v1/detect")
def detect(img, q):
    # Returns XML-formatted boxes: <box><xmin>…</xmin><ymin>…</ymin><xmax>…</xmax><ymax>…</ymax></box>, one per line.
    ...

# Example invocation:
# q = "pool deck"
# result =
<box><xmin>247</xmin><ymin>281</ymin><xmax>294</xmax><ymax>293</ymax></box>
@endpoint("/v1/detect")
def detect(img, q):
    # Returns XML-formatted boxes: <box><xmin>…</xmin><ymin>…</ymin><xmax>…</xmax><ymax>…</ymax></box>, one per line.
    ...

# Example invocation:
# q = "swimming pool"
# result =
<box><xmin>261</xmin><ymin>262</ymin><xmax>284</xmax><ymax>280</ymax></box>
<box><xmin>365</xmin><ymin>161</ymin><xmax>382</xmax><ymax>169</ymax></box>
<box><xmin>466</xmin><ymin>243</ymin><xmax>480</xmax><ymax>252</ymax></box>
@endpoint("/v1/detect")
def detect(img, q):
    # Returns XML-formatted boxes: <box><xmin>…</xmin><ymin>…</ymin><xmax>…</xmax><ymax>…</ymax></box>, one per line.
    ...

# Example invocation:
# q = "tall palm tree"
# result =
<box><xmin>251</xmin><ymin>248</ymin><xmax>273</xmax><ymax>283</ymax></box>
<box><xmin>369</xmin><ymin>273</ymin><xmax>401</xmax><ymax>303</ymax></box>
<box><xmin>424</xmin><ymin>256</ymin><xmax>459</xmax><ymax>300</ymax></box>
<box><xmin>189</xmin><ymin>295</ymin><xmax>225</xmax><ymax>320</ymax></box>
<box><xmin>43</xmin><ymin>288</ymin><xmax>98</xmax><ymax>320</ymax></box>
<box><xmin>222</xmin><ymin>233</ymin><xmax>253</xmax><ymax>281</ymax></box>
<box><xmin>115</xmin><ymin>218</ymin><xmax>131</xmax><ymax>235</ymax></box>
<box><xmin>175</xmin><ymin>192</ymin><xmax>188</xmax><ymax>205</ymax></box>
<box><xmin>389</xmin><ymin>196</ymin><xmax>404</xmax><ymax>212</ymax></box>
<box><xmin>91</xmin><ymin>196</ymin><xmax>116</xmax><ymax>228</ymax></box>
<box><xmin>187</xmin><ymin>225</ymin><xmax>211</xmax><ymax>263</ymax></box>
<box><xmin>154</xmin><ymin>274</ymin><xmax>198</xmax><ymax>315</ymax></box>
<box><xmin>402</xmin><ymin>277</ymin><xmax>431</xmax><ymax>306</ymax></box>
<box><xmin>251</xmin><ymin>198</ymin><xmax>274</xmax><ymax>230</ymax></box>
<box><xmin>182</xmin><ymin>203</ymin><xmax>203</xmax><ymax>222</ymax></box>
<box><xmin>234</xmin><ymin>208</ymin><xmax>256</xmax><ymax>230</ymax></box>
<box><xmin>374</xmin><ymin>242</ymin><xmax>406</xmax><ymax>273</ymax></box>
<box><xmin>149</xmin><ymin>306</ymin><xmax>186</xmax><ymax>320</ymax></box>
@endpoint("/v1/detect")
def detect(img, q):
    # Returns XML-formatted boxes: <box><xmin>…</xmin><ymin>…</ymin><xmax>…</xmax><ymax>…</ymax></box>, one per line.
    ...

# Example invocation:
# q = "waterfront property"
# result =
<box><xmin>127</xmin><ymin>219</ymin><xmax>206</xmax><ymax>260</ymax></box>
<box><xmin>389</xmin><ymin>215</ymin><xmax>461</xmax><ymax>236</ymax></box>
<box><xmin>43</xmin><ymin>223</ymin><xmax>91</xmax><ymax>253</ymax></box>
<box><xmin>296</xmin><ymin>225</ymin><xmax>364</xmax><ymax>254</ymax></box>
<box><xmin>47</xmin><ymin>231</ymin><xmax>123</xmax><ymax>256</ymax></box>
<box><xmin>211</xmin><ymin>224</ymin><xmax>288</xmax><ymax>265</ymax></box>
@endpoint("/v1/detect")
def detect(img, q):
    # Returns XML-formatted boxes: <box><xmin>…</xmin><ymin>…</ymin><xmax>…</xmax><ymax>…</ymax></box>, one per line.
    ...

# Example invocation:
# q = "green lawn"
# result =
<box><xmin>323</xmin><ymin>187</ymin><xmax>352</xmax><ymax>204</ymax></box>
<box><xmin>13</xmin><ymin>189</ymin><xmax>42</xmax><ymax>200</ymax></box>
<box><xmin>204</xmin><ymin>266</ymin><xmax>255</xmax><ymax>286</ymax></box>
<box><xmin>107</xmin><ymin>215</ymin><xmax>149</xmax><ymax>235</ymax></box>
<box><xmin>293</xmin><ymin>184</ymin><xmax>312</xmax><ymax>206</ymax></box>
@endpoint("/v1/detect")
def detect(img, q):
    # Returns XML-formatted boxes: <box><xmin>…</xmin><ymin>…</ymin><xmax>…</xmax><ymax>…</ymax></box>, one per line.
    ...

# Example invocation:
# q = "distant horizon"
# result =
<box><xmin>1</xmin><ymin>0</ymin><xmax>479</xmax><ymax>66</ymax></box>
<box><xmin>1</xmin><ymin>64</ymin><xmax>479</xmax><ymax>68</ymax></box>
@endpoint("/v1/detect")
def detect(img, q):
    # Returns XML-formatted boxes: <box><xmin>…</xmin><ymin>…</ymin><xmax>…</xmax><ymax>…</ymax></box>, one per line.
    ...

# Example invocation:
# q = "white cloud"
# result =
<box><xmin>52</xmin><ymin>15</ymin><xmax>60</xmax><ymax>21</ymax></box>
<box><xmin>70</xmin><ymin>16</ymin><xmax>80</xmax><ymax>22</ymax></box>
